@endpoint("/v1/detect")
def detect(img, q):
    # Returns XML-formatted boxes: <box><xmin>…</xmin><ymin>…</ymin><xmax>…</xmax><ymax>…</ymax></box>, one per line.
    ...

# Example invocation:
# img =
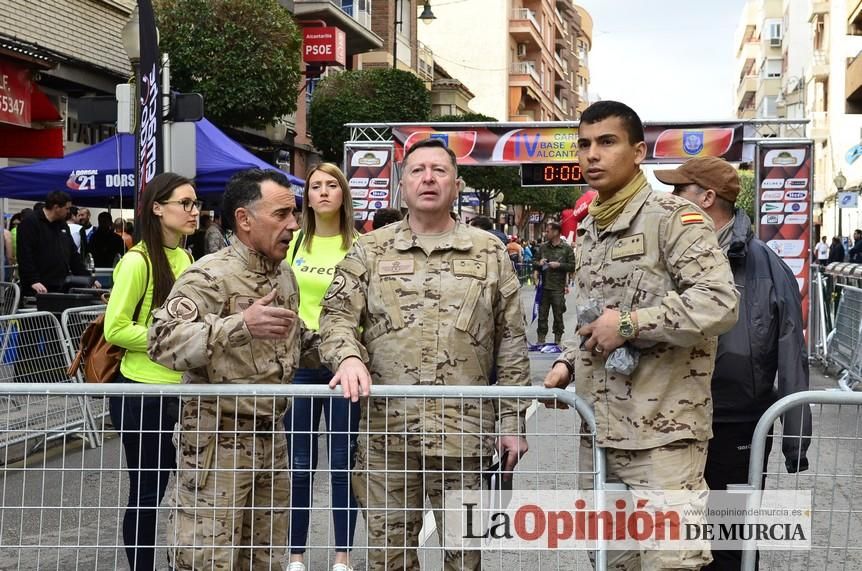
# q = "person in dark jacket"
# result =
<box><xmin>848</xmin><ymin>229</ymin><xmax>862</xmax><ymax>263</ymax></box>
<box><xmin>16</xmin><ymin>190</ymin><xmax>96</xmax><ymax>295</ymax></box>
<box><xmin>468</xmin><ymin>215</ymin><xmax>508</xmax><ymax>244</ymax></box>
<box><xmin>828</xmin><ymin>236</ymin><xmax>846</xmax><ymax>264</ymax></box>
<box><xmin>657</xmin><ymin>157</ymin><xmax>811</xmax><ymax>571</ymax></box>
<box><xmin>89</xmin><ymin>211</ymin><xmax>127</xmax><ymax>268</ymax></box>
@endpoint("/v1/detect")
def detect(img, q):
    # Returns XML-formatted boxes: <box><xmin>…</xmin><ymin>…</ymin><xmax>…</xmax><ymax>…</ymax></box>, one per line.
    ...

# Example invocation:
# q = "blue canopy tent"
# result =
<box><xmin>0</xmin><ymin>118</ymin><xmax>303</xmax><ymax>206</ymax></box>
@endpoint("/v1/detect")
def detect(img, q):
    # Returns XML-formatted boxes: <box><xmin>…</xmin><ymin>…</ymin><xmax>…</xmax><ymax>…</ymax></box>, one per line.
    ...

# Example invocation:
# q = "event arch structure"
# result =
<box><xmin>342</xmin><ymin>118</ymin><xmax>813</xmax><ymax>341</ymax></box>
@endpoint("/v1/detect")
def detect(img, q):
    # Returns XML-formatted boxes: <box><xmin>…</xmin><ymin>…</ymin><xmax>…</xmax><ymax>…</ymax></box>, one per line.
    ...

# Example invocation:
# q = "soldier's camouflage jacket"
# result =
<box><xmin>149</xmin><ymin>239</ymin><xmax>317</xmax><ymax>421</ymax></box>
<box><xmin>318</xmin><ymin>218</ymin><xmax>530</xmax><ymax>457</ymax></box>
<box><xmin>562</xmin><ymin>179</ymin><xmax>739</xmax><ymax>449</ymax></box>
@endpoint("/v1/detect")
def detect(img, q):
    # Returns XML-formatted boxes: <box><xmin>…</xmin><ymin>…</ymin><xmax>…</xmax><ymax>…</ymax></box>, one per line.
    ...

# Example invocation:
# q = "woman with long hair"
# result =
<box><xmin>104</xmin><ymin>173</ymin><xmax>199</xmax><ymax>570</ymax></box>
<box><xmin>286</xmin><ymin>163</ymin><xmax>359</xmax><ymax>571</ymax></box>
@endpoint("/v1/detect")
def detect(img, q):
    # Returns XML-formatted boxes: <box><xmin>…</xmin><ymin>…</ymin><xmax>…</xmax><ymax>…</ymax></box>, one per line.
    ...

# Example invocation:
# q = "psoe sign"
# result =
<box><xmin>302</xmin><ymin>27</ymin><xmax>346</xmax><ymax>67</ymax></box>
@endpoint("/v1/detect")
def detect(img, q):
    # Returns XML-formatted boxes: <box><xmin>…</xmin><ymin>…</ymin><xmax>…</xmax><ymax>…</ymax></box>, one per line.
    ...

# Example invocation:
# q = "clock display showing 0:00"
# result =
<box><xmin>520</xmin><ymin>163</ymin><xmax>587</xmax><ymax>187</ymax></box>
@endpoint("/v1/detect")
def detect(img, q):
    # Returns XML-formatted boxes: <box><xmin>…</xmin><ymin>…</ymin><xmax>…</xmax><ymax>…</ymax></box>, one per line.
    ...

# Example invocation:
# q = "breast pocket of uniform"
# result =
<box><xmin>365</xmin><ymin>260</ymin><xmax>419</xmax><ymax>343</ymax></box>
<box><xmin>452</xmin><ymin>260</ymin><xmax>493</xmax><ymax>345</ymax></box>
<box><xmin>625</xmin><ymin>268</ymin><xmax>666</xmax><ymax>312</ymax></box>
<box><xmin>228</xmin><ymin>295</ymin><xmax>262</xmax><ymax>376</ymax></box>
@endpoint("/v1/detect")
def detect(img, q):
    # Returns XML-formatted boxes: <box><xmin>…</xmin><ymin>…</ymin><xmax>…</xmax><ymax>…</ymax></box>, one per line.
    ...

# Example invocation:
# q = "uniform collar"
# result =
<box><xmin>601</xmin><ymin>179</ymin><xmax>652</xmax><ymax>235</ymax></box>
<box><xmin>231</xmin><ymin>239</ymin><xmax>283</xmax><ymax>275</ymax></box>
<box><xmin>393</xmin><ymin>215</ymin><xmax>473</xmax><ymax>252</ymax></box>
<box><xmin>577</xmin><ymin>182</ymin><xmax>652</xmax><ymax>242</ymax></box>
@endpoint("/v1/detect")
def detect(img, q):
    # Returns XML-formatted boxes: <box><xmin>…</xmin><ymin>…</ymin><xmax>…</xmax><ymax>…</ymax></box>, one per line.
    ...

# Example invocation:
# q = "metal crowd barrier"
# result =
<box><xmin>514</xmin><ymin>262</ymin><xmax>535</xmax><ymax>285</ymax></box>
<box><xmin>0</xmin><ymin>383</ymin><xmax>604</xmax><ymax>571</ymax></box>
<box><xmin>741</xmin><ymin>390</ymin><xmax>862</xmax><ymax>570</ymax></box>
<box><xmin>821</xmin><ymin>263</ymin><xmax>862</xmax><ymax>390</ymax></box>
<box><xmin>0</xmin><ymin>312</ymin><xmax>97</xmax><ymax>453</ymax></box>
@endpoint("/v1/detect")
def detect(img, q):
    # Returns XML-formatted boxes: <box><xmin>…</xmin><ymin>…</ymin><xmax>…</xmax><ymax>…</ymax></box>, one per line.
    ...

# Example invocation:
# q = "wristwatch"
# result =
<box><xmin>618</xmin><ymin>311</ymin><xmax>636</xmax><ymax>339</ymax></box>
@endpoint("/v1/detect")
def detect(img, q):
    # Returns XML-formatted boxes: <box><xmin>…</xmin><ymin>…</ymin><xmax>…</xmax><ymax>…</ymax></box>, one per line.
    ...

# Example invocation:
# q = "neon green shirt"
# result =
<box><xmin>104</xmin><ymin>243</ymin><xmax>192</xmax><ymax>384</ymax></box>
<box><xmin>290</xmin><ymin>234</ymin><xmax>350</xmax><ymax>331</ymax></box>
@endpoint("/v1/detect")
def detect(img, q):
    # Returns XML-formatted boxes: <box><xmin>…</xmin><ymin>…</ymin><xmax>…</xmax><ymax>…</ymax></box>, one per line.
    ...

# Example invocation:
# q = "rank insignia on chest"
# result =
<box><xmin>680</xmin><ymin>212</ymin><xmax>705</xmax><ymax>225</ymax></box>
<box><xmin>378</xmin><ymin>258</ymin><xmax>415</xmax><ymax>275</ymax></box>
<box><xmin>611</xmin><ymin>233</ymin><xmax>645</xmax><ymax>260</ymax></box>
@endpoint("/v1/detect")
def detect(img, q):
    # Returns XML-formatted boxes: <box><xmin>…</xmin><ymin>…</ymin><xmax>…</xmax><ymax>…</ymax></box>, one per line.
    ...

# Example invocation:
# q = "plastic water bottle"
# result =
<box><xmin>85</xmin><ymin>253</ymin><xmax>95</xmax><ymax>273</ymax></box>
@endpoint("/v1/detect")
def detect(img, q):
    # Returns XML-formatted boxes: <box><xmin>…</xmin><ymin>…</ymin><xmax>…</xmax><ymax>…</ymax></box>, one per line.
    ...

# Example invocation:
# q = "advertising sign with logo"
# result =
<box><xmin>302</xmin><ymin>27</ymin><xmax>346</xmax><ymax>67</ymax></box>
<box><xmin>756</xmin><ymin>142</ymin><xmax>813</xmax><ymax>339</ymax></box>
<box><xmin>136</xmin><ymin>0</ymin><xmax>163</xmax><ymax>218</ymax></box>
<box><xmin>344</xmin><ymin>143</ymin><xmax>395</xmax><ymax>233</ymax></box>
<box><xmin>0</xmin><ymin>59</ymin><xmax>32</xmax><ymax>128</ymax></box>
<box><xmin>391</xmin><ymin>122</ymin><xmax>744</xmax><ymax>166</ymax></box>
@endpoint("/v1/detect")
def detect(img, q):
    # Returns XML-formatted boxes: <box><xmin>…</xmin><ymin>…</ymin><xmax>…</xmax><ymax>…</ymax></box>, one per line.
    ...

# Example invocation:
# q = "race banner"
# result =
<box><xmin>344</xmin><ymin>142</ymin><xmax>395</xmax><ymax>233</ymax></box>
<box><xmin>136</xmin><ymin>0</ymin><xmax>163</xmax><ymax>215</ymax></box>
<box><xmin>756</xmin><ymin>142</ymin><xmax>813</xmax><ymax>338</ymax></box>
<box><xmin>391</xmin><ymin>123</ymin><xmax>744</xmax><ymax>166</ymax></box>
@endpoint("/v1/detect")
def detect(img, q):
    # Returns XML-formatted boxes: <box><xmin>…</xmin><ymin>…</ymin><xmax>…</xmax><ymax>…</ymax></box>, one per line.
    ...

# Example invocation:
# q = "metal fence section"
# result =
<box><xmin>0</xmin><ymin>281</ymin><xmax>21</xmax><ymax>316</ymax></box>
<box><xmin>0</xmin><ymin>383</ymin><xmax>604</xmax><ymax>571</ymax></box>
<box><xmin>808</xmin><ymin>264</ymin><xmax>830</xmax><ymax>366</ymax></box>
<box><xmin>741</xmin><ymin>390</ymin><xmax>862</xmax><ymax>570</ymax></box>
<box><xmin>822</xmin><ymin>263</ymin><xmax>862</xmax><ymax>390</ymax></box>
<box><xmin>0</xmin><ymin>312</ymin><xmax>97</xmax><ymax>452</ymax></box>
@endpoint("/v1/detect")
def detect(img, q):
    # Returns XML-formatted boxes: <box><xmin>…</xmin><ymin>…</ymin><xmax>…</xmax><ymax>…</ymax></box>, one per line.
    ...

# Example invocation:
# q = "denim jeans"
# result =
<box><xmin>284</xmin><ymin>367</ymin><xmax>360</xmax><ymax>554</ymax></box>
<box><xmin>108</xmin><ymin>373</ymin><xmax>179</xmax><ymax>570</ymax></box>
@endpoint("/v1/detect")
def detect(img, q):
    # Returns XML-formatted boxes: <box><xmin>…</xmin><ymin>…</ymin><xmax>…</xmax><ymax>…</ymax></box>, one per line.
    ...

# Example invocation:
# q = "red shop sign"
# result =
<box><xmin>302</xmin><ymin>27</ymin><xmax>346</xmax><ymax>67</ymax></box>
<box><xmin>0</xmin><ymin>59</ymin><xmax>33</xmax><ymax>128</ymax></box>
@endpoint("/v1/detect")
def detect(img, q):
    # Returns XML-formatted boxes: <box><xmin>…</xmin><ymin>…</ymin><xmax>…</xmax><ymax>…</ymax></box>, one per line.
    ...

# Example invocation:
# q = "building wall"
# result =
<box><xmin>0</xmin><ymin>0</ymin><xmax>133</xmax><ymax>77</ymax></box>
<box><xmin>418</xmin><ymin>0</ymin><xmax>510</xmax><ymax>120</ymax></box>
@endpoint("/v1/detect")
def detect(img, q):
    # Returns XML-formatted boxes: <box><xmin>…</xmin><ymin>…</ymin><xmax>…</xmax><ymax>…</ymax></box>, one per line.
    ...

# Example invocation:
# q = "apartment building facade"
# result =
<box><xmin>734</xmin><ymin>0</ymin><xmax>862</xmax><ymax>240</ymax></box>
<box><xmin>417</xmin><ymin>0</ymin><xmax>591</xmax><ymax>122</ymax></box>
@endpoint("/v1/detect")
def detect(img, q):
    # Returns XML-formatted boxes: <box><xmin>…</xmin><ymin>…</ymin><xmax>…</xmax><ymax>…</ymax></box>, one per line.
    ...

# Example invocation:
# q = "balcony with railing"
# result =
<box><xmin>417</xmin><ymin>40</ymin><xmax>434</xmax><ymax>83</ymax></box>
<box><xmin>511</xmin><ymin>8</ymin><xmax>542</xmax><ymax>36</ymax></box>
<box><xmin>511</xmin><ymin>60</ymin><xmax>541</xmax><ymax>85</ymax></box>
<box><xmin>812</xmin><ymin>49</ymin><xmax>830</xmax><ymax>79</ymax></box>
<box><xmin>810</xmin><ymin>110</ymin><xmax>828</xmax><ymax>140</ymax></box>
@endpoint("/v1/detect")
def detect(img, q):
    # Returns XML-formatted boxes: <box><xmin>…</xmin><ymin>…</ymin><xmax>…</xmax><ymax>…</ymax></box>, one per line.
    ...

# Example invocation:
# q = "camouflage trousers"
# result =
<box><xmin>352</xmin><ymin>437</ymin><xmax>488</xmax><ymax>570</ymax></box>
<box><xmin>167</xmin><ymin>416</ymin><xmax>290</xmax><ymax>571</ymax></box>
<box><xmin>580</xmin><ymin>438</ymin><xmax>712</xmax><ymax>570</ymax></box>
<box><xmin>537</xmin><ymin>289</ymin><xmax>567</xmax><ymax>338</ymax></box>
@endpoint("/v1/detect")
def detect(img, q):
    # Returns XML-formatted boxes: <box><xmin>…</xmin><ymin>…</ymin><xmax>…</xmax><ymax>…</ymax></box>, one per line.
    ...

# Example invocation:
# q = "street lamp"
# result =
<box><xmin>419</xmin><ymin>1</ymin><xmax>436</xmax><ymax>24</ymax></box>
<box><xmin>835</xmin><ymin>170</ymin><xmax>847</xmax><ymax>238</ymax></box>
<box><xmin>121</xmin><ymin>7</ymin><xmax>142</xmax><ymax>233</ymax></box>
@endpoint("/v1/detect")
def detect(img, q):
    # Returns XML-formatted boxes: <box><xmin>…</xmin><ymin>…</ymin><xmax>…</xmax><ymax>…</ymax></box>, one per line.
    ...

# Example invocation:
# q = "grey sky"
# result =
<box><xmin>577</xmin><ymin>0</ymin><xmax>748</xmax><ymax>121</ymax></box>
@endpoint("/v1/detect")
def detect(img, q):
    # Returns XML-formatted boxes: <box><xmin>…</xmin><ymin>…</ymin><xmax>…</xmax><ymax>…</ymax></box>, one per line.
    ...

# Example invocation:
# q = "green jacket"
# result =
<box><xmin>534</xmin><ymin>240</ymin><xmax>575</xmax><ymax>291</ymax></box>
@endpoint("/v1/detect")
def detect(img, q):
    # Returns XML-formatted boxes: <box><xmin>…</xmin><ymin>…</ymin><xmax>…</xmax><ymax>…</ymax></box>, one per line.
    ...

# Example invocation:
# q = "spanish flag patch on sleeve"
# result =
<box><xmin>680</xmin><ymin>212</ymin><xmax>705</xmax><ymax>225</ymax></box>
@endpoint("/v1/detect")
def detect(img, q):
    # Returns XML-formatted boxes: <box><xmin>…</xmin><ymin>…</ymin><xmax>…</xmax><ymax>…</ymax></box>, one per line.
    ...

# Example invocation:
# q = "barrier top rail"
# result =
<box><xmin>0</xmin><ymin>382</ymin><xmax>594</xmax><ymax>428</ymax></box>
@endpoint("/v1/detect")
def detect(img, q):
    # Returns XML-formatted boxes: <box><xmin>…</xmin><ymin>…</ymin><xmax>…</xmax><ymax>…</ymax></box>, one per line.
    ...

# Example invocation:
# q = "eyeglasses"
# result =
<box><xmin>161</xmin><ymin>199</ymin><xmax>202</xmax><ymax>213</ymax></box>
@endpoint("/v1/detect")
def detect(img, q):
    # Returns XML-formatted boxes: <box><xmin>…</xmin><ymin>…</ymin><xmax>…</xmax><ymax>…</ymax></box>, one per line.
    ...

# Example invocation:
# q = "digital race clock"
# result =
<box><xmin>520</xmin><ymin>163</ymin><xmax>587</xmax><ymax>187</ymax></box>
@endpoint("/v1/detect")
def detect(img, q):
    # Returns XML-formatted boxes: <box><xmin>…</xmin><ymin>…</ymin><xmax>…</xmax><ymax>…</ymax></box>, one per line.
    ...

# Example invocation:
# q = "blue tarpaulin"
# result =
<box><xmin>0</xmin><ymin>118</ymin><xmax>303</xmax><ymax>204</ymax></box>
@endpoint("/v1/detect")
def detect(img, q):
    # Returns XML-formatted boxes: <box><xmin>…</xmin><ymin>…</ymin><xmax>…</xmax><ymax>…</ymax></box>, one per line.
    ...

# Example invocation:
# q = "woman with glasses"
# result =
<box><xmin>104</xmin><ymin>173</ymin><xmax>199</xmax><ymax>570</ymax></box>
<box><xmin>286</xmin><ymin>163</ymin><xmax>359</xmax><ymax>571</ymax></box>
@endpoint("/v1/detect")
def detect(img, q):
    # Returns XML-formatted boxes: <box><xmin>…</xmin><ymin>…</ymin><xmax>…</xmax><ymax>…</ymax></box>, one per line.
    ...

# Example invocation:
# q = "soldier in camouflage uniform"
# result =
<box><xmin>149</xmin><ymin>169</ymin><xmax>325</xmax><ymax>571</ymax></box>
<box><xmin>533</xmin><ymin>219</ymin><xmax>575</xmax><ymax>344</ymax></box>
<box><xmin>544</xmin><ymin>101</ymin><xmax>739</xmax><ymax>570</ymax></box>
<box><xmin>318</xmin><ymin>138</ymin><xmax>530</xmax><ymax>570</ymax></box>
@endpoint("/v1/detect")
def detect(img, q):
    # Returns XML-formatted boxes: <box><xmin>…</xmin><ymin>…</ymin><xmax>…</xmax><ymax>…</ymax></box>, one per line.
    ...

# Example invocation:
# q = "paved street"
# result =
<box><xmin>0</xmin><ymin>284</ymin><xmax>858</xmax><ymax>570</ymax></box>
